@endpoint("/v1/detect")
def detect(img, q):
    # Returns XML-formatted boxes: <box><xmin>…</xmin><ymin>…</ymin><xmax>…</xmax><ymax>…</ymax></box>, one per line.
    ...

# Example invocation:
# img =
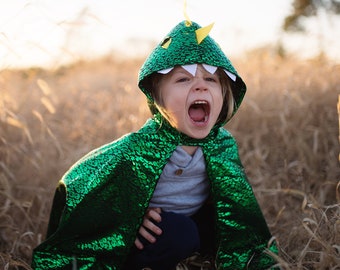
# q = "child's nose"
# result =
<box><xmin>193</xmin><ymin>78</ymin><xmax>207</xmax><ymax>91</ymax></box>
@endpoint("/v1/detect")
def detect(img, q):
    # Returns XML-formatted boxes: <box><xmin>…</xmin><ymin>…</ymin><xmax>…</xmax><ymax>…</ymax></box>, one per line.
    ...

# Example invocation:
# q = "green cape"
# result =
<box><xmin>32</xmin><ymin>21</ymin><xmax>277</xmax><ymax>269</ymax></box>
<box><xmin>32</xmin><ymin>115</ymin><xmax>277</xmax><ymax>269</ymax></box>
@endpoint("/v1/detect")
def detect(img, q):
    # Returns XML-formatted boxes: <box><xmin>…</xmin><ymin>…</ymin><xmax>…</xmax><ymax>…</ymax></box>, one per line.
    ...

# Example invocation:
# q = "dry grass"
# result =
<box><xmin>0</xmin><ymin>50</ymin><xmax>339</xmax><ymax>269</ymax></box>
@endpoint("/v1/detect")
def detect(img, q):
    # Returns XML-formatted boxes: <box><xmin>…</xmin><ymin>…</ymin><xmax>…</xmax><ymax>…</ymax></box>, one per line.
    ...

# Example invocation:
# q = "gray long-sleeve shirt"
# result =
<box><xmin>149</xmin><ymin>146</ymin><xmax>210</xmax><ymax>216</ymax></box>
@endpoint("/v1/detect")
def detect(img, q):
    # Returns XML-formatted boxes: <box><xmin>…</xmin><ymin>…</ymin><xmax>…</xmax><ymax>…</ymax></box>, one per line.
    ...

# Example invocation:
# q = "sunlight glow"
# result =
<box><xmin>0</xmin><ymin>0</ymin><xmax>339</xmax><ymax>69</ymax></box>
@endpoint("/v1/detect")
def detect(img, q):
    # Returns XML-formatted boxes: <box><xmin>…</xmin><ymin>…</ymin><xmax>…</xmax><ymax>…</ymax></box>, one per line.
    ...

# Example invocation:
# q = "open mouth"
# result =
<box><xmin>188</xmin><ymin>100</ymin><xmax>210</xmax><ymax>123</ymax></box>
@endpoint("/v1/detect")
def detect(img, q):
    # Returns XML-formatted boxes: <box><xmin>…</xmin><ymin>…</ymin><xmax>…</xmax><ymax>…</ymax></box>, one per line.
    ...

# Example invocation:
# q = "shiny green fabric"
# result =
<box><xmin>32</xmin><ymin>114</ymin><xmax>277</xmax><ymax>269</ymax></box>
<box><xmin>32</xmin><ymin>20</ymin><xmax>277</xmax><ymax>269</ymax></box>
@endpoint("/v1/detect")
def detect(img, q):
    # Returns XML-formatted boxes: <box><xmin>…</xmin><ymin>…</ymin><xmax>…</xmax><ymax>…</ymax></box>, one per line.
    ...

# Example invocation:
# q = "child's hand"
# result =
<box><xmin>134</xmin><ymin>207</ymin><xmax>162</xmax><ymax>250</ymax></box>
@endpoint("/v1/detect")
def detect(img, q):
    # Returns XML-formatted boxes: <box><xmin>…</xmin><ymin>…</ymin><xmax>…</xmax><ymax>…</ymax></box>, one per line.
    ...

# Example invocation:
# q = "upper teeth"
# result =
<box><xmin>194</xmin><ymin>101</ymin><xmax>207</xmax><ymax>104</ymax></box>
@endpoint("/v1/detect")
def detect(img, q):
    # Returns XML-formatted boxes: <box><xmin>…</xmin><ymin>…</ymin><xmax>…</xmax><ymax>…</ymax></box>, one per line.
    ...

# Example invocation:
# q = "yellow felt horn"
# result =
<box><xmin>195</xmin><ymin>23</ymin><xmax>214</xmax><ymax>44</ymax></box>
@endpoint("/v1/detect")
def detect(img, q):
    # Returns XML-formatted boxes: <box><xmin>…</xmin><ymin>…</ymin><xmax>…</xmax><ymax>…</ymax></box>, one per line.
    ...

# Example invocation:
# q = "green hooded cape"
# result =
<box><xmin>32</xmin><ymin>21</ymin><xmax>277</xmax><ymax>269</ymax></box>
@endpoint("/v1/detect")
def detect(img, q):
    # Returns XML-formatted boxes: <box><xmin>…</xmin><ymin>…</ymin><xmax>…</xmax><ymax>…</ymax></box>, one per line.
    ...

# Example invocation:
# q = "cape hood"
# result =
<box><xmin>138</xmin><ymin>20</ymin><xmax>247</xmax><ymax>122</ymax></box>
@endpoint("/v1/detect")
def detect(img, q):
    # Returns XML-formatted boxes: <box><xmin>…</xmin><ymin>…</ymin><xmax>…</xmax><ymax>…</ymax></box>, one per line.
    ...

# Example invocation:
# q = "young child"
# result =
<box><xmin>32</xmin><ymin>20</ymin><xmax>278</xmax><ymax>270</ymax></box>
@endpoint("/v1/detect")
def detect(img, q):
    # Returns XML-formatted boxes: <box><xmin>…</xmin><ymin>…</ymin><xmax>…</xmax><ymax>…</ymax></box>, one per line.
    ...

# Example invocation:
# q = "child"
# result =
<box><xmin>32</xmin><ymin>20</ymin><xmax>278</xmax><ymax>269</ymax></box>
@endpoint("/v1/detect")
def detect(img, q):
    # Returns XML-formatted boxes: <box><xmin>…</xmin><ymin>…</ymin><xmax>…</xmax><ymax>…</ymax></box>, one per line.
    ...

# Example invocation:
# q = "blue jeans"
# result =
<box><xmin>125</xmin><ymin>210</ymin><xmax>205</xmax><ymax>270</ymax></box>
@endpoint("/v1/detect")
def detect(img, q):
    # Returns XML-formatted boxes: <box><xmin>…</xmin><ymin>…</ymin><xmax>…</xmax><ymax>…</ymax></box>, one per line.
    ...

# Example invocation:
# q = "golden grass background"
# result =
<box><xmin>0</xmin><ymin>50</ymin><xmax>339</xmax><ymax>269</ymax></box>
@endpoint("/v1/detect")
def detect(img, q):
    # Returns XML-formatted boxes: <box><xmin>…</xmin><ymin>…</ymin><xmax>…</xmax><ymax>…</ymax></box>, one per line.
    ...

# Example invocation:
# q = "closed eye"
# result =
<box><xmin>205</xmin><ymin>76</ymin><xmax>218</xmax><ymax>82</ymax></box>
<box><xmin>176</xmin><ymin>77</ymin><xmax>191</xmax><ymax>83</ymax></box>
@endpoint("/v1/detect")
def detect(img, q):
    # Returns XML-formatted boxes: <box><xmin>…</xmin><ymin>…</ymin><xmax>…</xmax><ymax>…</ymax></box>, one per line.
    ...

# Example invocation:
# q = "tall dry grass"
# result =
<box><xmin>0</xmin><ymin>50</ymin><xmax>339</xmax><ymax>269</ymax></box>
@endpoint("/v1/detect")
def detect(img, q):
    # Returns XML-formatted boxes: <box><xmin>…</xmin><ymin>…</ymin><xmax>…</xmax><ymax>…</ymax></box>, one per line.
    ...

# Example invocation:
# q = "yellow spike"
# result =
<box><xmin>195</xmin><ymin>22</ymin><xmax>214</xmax><ymax>44</ymax></box>
<box><xmin>183</xmin><ymin>0</ymin><xmax>192</xmax><ymax>26</ymax></box>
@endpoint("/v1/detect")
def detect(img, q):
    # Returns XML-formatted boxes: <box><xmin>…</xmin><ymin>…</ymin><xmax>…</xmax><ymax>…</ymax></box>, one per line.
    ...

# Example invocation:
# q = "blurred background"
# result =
<box><xmin>1</xmin><ymin>0</ymin><xmax>340</xmax><ymax>69</ymax></box>
<box><xmin>1</xmin><ymin>1</ymin><xmax>340</xmax><ymax>269</ymax></box>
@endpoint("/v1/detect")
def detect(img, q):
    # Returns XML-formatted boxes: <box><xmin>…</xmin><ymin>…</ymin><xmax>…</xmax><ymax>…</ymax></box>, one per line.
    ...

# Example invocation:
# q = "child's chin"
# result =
<box><xmin>184</xmin><ymin>130</ymin><xmax>211</xmax><ymax>140</ymax></box>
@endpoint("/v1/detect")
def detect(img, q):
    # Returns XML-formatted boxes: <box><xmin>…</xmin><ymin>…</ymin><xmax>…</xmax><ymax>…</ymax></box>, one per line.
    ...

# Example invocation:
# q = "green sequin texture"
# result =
<box><xmin>32</xmin><ymin>21</ymin><xmax>277</xmax><ymax>269</ymax></box>
<box><xmin>32</xmin><ymin>116</ymin><xmax>277</xmax><ymax>269</ymax></box>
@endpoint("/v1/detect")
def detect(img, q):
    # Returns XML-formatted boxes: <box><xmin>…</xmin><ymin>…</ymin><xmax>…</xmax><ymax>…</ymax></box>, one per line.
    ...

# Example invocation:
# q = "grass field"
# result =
<box><xmin>0</xmin><ymin>50</ymin><xmax>339</xmax><ymax>269</ymax></box>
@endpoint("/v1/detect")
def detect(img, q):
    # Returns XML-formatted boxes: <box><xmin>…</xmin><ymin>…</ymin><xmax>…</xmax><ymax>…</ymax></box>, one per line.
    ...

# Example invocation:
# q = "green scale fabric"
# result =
<box><xmin>32</xmin><ymin>114</ymin><xmax>277</xmax><ymax>269</ymax></box>
<box><xmin>32</xmin><ymin>21</ymin><xmax>278</xmax><ymax>269</ymax></box>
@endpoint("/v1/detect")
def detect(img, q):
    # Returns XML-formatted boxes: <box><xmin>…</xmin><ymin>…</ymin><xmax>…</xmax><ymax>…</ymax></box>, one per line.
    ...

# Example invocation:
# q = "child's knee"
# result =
<box><xmin>159</xmin><ymin>211</ymin><xmax>200</xmax><ymax>255</ymax></box>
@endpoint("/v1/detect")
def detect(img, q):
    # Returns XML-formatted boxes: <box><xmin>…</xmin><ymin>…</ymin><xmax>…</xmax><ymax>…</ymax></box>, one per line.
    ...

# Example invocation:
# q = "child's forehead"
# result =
<box><xmin>174</xmin><ymin>64</ymin><xmax>216</xmax><ymax>75</ymax></box>
<box><xmin>158</xmin><ymin>63</ymin><xmax>216</xmax><ymax>76</ymax></box>
<box><xmin>158</xmin><ymin>63</ymin><xmax>236</xmax><ymax>81</ymax></box>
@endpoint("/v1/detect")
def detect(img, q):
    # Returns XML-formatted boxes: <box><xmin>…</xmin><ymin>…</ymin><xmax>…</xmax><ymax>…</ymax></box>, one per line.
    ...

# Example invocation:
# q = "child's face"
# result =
<box><xmin>158</xmin><ymin>64</ymin><xmax>223</xmax><ymax>139</ymax></box>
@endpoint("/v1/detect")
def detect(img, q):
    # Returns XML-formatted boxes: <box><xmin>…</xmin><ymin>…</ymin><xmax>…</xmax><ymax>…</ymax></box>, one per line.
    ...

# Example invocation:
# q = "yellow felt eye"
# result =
<box><xmin>161</xmin><ymin>37</ymin><xmax>172</xmax><ymax>49</ymax></box>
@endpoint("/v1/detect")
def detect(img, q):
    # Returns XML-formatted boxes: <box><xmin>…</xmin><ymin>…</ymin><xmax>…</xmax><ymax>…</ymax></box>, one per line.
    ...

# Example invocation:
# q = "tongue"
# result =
<box><xmin>189</xmin><ymin>106</ymin><xmax>206</xmax><ymax>122</ymax></box>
